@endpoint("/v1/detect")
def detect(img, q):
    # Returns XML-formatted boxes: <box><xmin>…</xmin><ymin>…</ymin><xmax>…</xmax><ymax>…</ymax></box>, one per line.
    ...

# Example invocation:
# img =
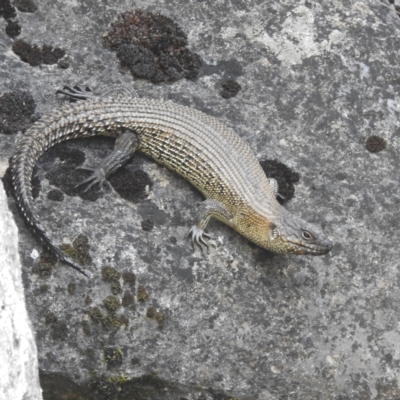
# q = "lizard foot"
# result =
<box><xmin>75</xmin><ymin>166</ymin><xmax>107</xmax><ymax>192</ymax></box>
<box><xmin>56</xmin><ymin>85</ymin><xmax>93</xmax><ymax>101</ymax></box>
<box><xmin>187</xmin><ymin>225</ymin><xmax>211</xmax><ymax>251</ymax></box>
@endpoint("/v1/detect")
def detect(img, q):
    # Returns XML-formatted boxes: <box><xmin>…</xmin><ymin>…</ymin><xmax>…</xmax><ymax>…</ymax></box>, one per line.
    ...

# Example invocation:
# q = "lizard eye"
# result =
<box><xmin>302</xmin><ymin>230</ymin><xmax>314</xmax><ymax>240</ymax></box>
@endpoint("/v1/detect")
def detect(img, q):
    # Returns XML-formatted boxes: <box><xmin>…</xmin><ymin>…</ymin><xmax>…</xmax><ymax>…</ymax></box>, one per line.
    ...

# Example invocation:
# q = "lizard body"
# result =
<box><xmin>11</xmin><ymin>89</ymin><xmax>331</xmax><ymax>275</ymax></box>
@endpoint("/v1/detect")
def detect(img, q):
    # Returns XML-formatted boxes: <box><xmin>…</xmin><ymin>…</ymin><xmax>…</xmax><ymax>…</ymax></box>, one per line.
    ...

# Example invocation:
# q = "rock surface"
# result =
<box><xmin>0</xmin><ymin>181</ymin><xmax>42</xmax><ymax>400</ymax></box>
<box><xmin>1</xmin><ymin>0</ymin><xmax>400</xmax><ymax>399</ymax></box>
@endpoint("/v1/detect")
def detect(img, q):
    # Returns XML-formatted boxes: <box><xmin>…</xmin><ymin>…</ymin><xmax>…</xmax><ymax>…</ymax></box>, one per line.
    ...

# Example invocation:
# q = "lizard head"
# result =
<box><xmin>269</xmin><ymin>212</ymin><xmax>332</xmax><ymax>255</ymax></box>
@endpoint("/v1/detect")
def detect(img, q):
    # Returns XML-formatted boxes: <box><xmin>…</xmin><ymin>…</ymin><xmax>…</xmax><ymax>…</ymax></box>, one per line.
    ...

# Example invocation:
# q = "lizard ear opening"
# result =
<box><xmin>270</xmin><ymin>223</ymin><xmax>278</xmax><ymax>240</ymax></box>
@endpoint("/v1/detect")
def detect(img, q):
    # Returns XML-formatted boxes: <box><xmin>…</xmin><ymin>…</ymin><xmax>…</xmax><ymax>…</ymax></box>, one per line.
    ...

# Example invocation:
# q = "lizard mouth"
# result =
<box><xmin>287</xmin><ymin>240</ymin><xmax>332</xmax><ymax>255</ymax></box>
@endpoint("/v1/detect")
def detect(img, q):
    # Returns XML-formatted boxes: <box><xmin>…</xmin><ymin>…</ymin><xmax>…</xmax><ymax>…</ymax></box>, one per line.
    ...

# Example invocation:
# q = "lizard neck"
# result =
<box><xmin>230</xmin><ymin>203</ymin><xmax>281</xmax><ymax>250</ymax></box>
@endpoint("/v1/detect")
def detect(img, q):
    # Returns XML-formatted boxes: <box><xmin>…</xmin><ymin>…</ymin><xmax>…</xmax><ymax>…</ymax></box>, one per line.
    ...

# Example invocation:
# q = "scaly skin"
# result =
<box><xmin>11</xmin><ymin>93</ymin><xmax>331</xmax><ymax>276</ymax></box>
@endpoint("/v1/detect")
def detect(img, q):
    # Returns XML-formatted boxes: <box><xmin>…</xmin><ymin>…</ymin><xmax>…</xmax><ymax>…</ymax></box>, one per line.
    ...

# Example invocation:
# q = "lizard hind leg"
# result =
<box><xmin>76</xmin><ymin>130</ymin><xmax>139</xmax><ymax>192</ymax></box>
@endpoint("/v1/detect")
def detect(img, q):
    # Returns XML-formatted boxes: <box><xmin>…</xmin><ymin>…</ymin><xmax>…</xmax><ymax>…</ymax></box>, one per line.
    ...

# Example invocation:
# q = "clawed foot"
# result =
<box><xmin>75</xmin><ymin>166</ymin><xmax>107</xmax><ymax>192</ymax></box>
<box><xmin>56</xmin><ymin>85</ymin><xmax>93</xmax><ymax>101</ymax></box>
<box><xmin>187</xmin><ymin>225</ymin><xmax>211</xmax><ymax>251</ymax></box>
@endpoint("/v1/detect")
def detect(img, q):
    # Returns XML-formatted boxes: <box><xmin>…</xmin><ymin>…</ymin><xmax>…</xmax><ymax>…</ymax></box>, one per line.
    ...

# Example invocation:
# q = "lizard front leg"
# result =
<box><xmin>188</xmin><ymin>199</ymin><xmax>233</xmax><ymax>248</ymax></box>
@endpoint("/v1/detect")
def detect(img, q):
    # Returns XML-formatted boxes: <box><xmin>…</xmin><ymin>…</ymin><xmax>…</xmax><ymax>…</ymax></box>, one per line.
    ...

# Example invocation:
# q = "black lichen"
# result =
<box><xmin>116</xmin><ymin>44</ymin><xmax>158</xmax><ymax>79</ymax></box>
<box><xmin>103</xmin><ymin>10</ymin><xmax>202</xmax><ymax>83</ymax></box>
<box><xmin>46</xmin><ymin>146</ymin><xmax>86</xmax><ymax>166</ymax></box>
<box><xmin>5</xmin><ymin>19</ymin><xmax>21</xmax><ymax>37</ymax></box>
<box><xmin>0</xmin><ymin>0</ymin><xmax>35</xmax><ymax>38</ymax></box>
<box><xmin>47</xmin><ymin>188</ymin><xmax>64</xmax><ymax>201</ymax></box>
<box><xmin>259</xmin><ymin>159</ymin><xmax>300</xmax><ymax>204</ymax></box>
<box><xmin>0</xmin><ymin>90</ymin><xmax>36</xmax><ymax>134</ymax></box>
<box><xmin>57</xmin><ymin>59</ymin><xmax>69</xmax><ymax>69</ymax></box>
<box><xmin>45</xmin><ymin>164</ymin><xmax>102</xmax><ymax>201</ymax></box>
<box><xmin>13</xmin><ymin>0</ymin><xmax>37</xmax><ymax>13</ymax></box>
<box><xmin>109</xmin><ymin>167</ymin><xmax>153</xmax><ymax>203</ymax></box>
<box><xmin>12</xmin><ymin>39</ymin><xmax>65</xmax><ymax>66</ymax></box>
<box><xmin>122</xmin><ymin>291</ymin><xmax>135</xmax><ymax>307</ymax></box>
<box><xmin>366</xmin><ymin>135</ymin><xmax>387</xmax><ymax>153</ymax></box>
<box><xmin>137</xmin><ymin>285</ymin><xmax>149</xmax><ymax>302</ymax></box>
<box><xmin>141</xmin><ymin>218</ymin><xmax>154</xmax><ymax>231</ymax></box>
<box><xmin>0</xmin><ymin>0</ymin><xmax>16</xmax><ymax>19</ymax></box>
<box><xmin>122</xmin><ymin>271</ymin><xmax>136</xmax><ymax>287</ymax></box>
<box><xmin>220</xmin><ymin>79</ymin><xmax>242</xmax><ymax>99</ymax></box>
<box><xmin>43</xmin><ymin>146</ymin><xmax>105</xmax><ymax>202</ymax></box>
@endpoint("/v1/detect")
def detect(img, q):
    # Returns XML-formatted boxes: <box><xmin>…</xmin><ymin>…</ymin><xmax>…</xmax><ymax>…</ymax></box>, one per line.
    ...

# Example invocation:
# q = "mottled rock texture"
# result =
<box><xmin>1</xmin><ymin>0</ymin><xmax>400</xmax><ymax>399</ymax></box>
<box><xmin>0</xmin><ymin>182</ymin><xmax>42</xmax><ymax>400</ymax></box>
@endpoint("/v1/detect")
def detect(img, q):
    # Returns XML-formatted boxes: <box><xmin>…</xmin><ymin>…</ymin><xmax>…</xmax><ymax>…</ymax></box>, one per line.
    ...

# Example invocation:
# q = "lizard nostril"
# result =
<box><xmin>325</xmin><ymin>243</ymin><xmax>332</xmax><ymax>251</ymax></box>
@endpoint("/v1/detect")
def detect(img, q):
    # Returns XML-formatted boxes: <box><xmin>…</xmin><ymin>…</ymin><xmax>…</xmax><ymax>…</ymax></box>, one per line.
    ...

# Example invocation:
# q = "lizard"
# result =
<box><xmin>11</xmin><ymin>86</ymin><xmax>332</xmax><ymax>277</ymax></box>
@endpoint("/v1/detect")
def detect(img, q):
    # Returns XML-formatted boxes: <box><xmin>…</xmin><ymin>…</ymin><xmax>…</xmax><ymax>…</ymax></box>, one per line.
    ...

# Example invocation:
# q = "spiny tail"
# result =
<box><xmin>11</xmin><ymin>106</ymin><xmax>96</xmax><ymax>277</ymax></box>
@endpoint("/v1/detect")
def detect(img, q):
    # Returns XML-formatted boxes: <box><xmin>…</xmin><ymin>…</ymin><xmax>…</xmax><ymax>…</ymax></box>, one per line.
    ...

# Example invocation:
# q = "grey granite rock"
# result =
<box><xmin>1</xmin><ymin>0</ymin><xmax>400</xmax><ymax>399</ymax></box>
<box><xmin>0</xmin><ymin>181</ymin><xmax>42</xmax><ymax>400</ymax></box>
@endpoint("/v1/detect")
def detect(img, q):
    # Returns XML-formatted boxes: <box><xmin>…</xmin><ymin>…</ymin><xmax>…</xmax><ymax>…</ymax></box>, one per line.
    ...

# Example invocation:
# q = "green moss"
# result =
<box><xmin>111</xmin><ymin>281</ymin><xmax>122</xmax><ymax>295</ymax></box>
<box><xmin>88</xmin><ymin>305</ymin><xmax>127</xmax><ymax>330</ymax></box>
<box><xmin>103</xmin><ymin>347</ymin><xmax>124</xmax><ymax>368</ymax></box>
<box><xmin>101</xmin><ymin>266</ymin><xmax>121</xmax><ymax>282</ymax></box>
<box><xmin>89</xmin><ymin>306</ymin><xmax>104</xmax><ymax>324</ymax></box>
<box><xmin>103</xmin><ymin>296</ymin><xmax>121</xmax><ymax>314</ymax></box>
<box><xmin>122</xmin><ymin>271</ymin><xmax>136</xmax><ymax>287</ymax></box>
<box><xmin>137</xmin><ymin>285</ymin><xmax>149</xmax><ymax>302</ymax></box>
<box><xmin>73</xmin><ymin>234</ymin><xmax>92</xmax><ymax>264</ymax></box>
<box><xmin>103</xmin><ymin>315</ymin><xmax>128</xmax><ymax>329</ymax></box>
<box><xmin>33</xmin><ymin>251</ymin><xmax>57</xmax><ymax>277</ymax></box>
<box><xmin>60</xmin><ymin>234</ymin><xmax>92</xmax><ymax>265</ymax></box>
<box><xmin>106</xmin><ymin>375</ymin><xmax>129</xmax><ymax>384</ymax></box>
